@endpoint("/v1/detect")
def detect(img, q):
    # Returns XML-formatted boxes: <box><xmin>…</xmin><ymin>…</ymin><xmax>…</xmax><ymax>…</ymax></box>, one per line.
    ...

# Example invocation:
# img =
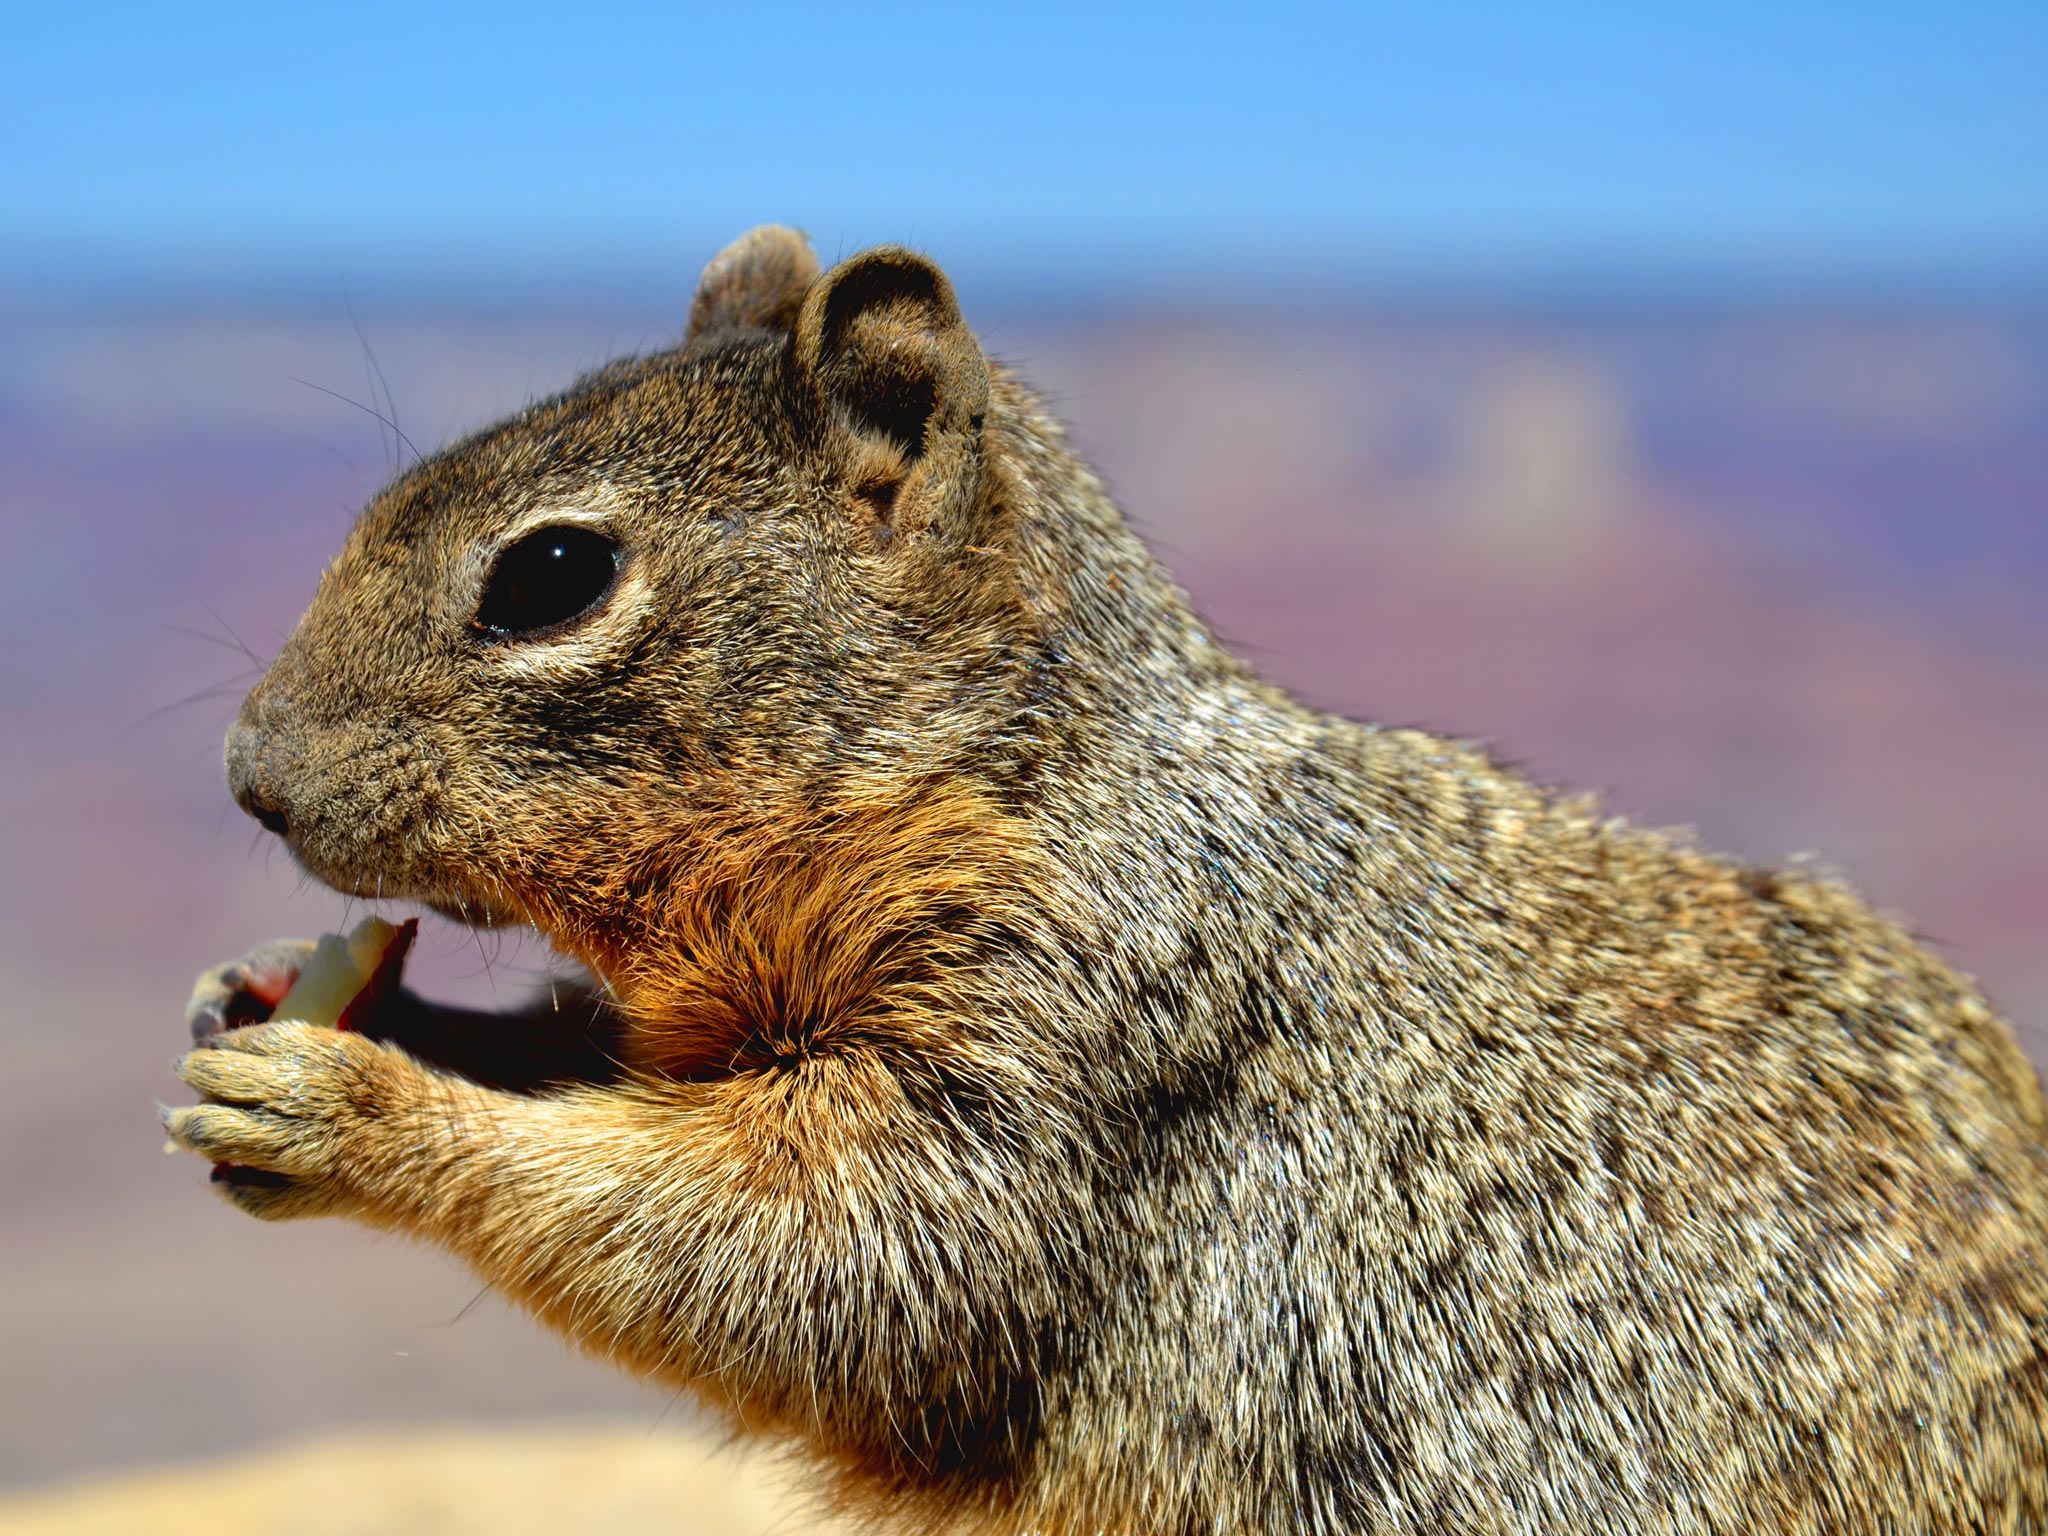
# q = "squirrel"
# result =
<box><xmin>166</xmin><ymin>226</ymin><xmax>2048</xmax><ymax>1533</ymax></box>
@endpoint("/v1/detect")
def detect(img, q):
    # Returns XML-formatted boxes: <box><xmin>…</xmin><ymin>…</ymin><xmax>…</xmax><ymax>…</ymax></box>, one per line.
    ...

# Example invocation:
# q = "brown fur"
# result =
<box><xmin>169</xmin><ymin>226</ymin><xmax>2048</xmax><ymax>1533</ymax></box>
<box><xmin>509</xmin><ymin>779</ymin><xmax>1057</xmax><ymax>1084</ymax></box>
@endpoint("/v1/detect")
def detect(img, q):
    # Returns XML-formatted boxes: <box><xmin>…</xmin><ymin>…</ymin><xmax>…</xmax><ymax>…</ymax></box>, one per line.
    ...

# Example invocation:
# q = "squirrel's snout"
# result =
<box><xmin>225</xmin><ymin>721</ymin><xmax>293</xmax><ymax>838</ymax></box>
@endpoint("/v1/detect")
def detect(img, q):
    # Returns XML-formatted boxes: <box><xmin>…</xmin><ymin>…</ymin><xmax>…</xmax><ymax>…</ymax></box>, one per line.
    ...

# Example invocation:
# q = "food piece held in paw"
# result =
<box><xmin>271</xmin><ymin>917</ymin><xmax>418</xmax><ymax>1032</ymax></box>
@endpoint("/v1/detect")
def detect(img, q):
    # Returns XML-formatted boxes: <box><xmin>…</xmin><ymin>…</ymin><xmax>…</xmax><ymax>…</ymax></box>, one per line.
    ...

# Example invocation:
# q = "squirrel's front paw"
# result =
<box><xmin>186</xmin><ymin>939</ymin><xmax>318</xmax><ymax>1043</ymax></box>
<box><xmin>165</xmin><ymin>1022</ymin><xmax>418</xmax><ymax>1221</ymax></box>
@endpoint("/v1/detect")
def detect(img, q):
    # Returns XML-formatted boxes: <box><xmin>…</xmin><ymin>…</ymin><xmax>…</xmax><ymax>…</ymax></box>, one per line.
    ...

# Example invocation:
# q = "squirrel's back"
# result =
<box><xmin>1017</xmin><ymin>696</ymin><xmax>2048</xmax><ymax>1530</ymax></box>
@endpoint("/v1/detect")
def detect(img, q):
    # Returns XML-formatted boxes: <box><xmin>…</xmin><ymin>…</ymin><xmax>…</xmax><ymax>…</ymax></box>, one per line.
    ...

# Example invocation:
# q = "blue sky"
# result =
<box><xmin>4</xmin><ymin>1</ymin><xmax>2044</xmax><ymax>290</ymax></box>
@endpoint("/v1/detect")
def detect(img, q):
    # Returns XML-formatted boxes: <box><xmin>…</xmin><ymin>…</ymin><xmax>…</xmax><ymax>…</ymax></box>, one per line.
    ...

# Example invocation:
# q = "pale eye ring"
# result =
<box><xmin>473</xmin><ymin>525</ymin><xmax>620</xmax><ymax>639</ymax></box>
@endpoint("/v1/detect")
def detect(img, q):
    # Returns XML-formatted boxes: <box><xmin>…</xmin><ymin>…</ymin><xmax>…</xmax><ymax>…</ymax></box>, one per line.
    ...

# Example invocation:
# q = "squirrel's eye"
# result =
<box><xmin>474</xmin><ymin>525</ymin><xmax>620</xmax><ymax>639</ymax></box>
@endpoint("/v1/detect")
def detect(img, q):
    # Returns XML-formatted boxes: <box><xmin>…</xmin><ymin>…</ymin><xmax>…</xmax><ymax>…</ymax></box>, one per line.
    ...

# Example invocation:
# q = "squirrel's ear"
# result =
<box><xmin>687</xmin><ymin>226</ymin><xmax>820</xmax><ymax>341</ymax></box>
<box><xmin>792</xmin><ymin>247</ymin><xmax>990</xmax><ymax>464</ymax></box>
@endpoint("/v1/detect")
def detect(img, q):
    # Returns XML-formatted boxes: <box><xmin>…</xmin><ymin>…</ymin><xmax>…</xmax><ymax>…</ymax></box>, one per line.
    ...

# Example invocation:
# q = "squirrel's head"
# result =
<box><xmin>225</xmin><ymin>228</ymin><xmax>1042</xmax><ymax>938</ymax></box>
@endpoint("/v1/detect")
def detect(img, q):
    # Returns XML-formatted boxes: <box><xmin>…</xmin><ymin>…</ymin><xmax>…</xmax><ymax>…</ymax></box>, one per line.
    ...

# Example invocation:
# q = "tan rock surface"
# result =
<box><xmin>0</xmin><ymin>1423</ymin><xmax>836</xmax><ymax>1536</ymax></box>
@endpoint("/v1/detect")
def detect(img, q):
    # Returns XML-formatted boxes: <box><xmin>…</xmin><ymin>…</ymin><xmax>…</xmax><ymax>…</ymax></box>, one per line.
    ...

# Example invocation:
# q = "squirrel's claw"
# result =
<box><xmin>185</xmin><ymin>938</ymin><xmax>319</xmax><ymax>1043</ymax></box>
<box><xmin>206</xmin><ymin>1162</ymin><xmax>348</xmax><ymax>1222</ymax></box>
<box><xmin>166</xmin><ymin>1021</ymin><xmax>413</xmax><ymax>1222</ymax></box>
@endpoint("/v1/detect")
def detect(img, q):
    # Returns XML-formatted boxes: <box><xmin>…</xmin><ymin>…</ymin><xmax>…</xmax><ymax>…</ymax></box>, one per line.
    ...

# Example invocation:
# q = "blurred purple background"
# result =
<box><xmin>2</xmin><ymin>0</ymin><xmax>2044</xmax><ymax>1506</ymax></box>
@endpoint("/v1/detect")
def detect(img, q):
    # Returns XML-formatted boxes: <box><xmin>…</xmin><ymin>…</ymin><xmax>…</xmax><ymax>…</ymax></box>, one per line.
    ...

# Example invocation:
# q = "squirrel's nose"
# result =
<box><xmin>226</xmin><ymin>722</ymin><xmax>293</xmax><ymax>837</ymax></box>
<box><xmin>241</xmin><ymin>790</ymin><xmax>292</xmax><ymax>838</ymax></box>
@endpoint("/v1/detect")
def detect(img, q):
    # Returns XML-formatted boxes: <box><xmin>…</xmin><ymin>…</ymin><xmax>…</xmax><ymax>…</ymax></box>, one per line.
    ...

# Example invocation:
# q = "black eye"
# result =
<box><xmin>473</xmin><ymin>525</ymin><xmax>620</xmax><ymax>639</ymax></box>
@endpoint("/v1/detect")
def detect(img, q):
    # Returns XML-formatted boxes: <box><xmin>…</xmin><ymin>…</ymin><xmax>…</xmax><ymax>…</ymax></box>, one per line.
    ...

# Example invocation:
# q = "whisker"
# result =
<box><xmin>452</xmin><ymin>895</ymin><xmax>499</xmax><ymax>999</ymax></box>
<box><xmin>535</xmin><ymin>923</ymin><xmax>560</xmax><ymax>1013</ymax></box>
<box><xmin>163</xmin><ymin>622</ymin><xmax>258</xmax><ymax>658</ymax></box>
<box><xmin>120</xmin><ymin>680</ymin><xmax>261</xmax><ymax>740</ymax></box>
<box><xmin>291</xmin><ymin>431</ymin><xmax>358</xmax><ymax>472</ymax></box>
<box><xmin>345</xmin><ymin>294</ymin><xmax>395</xmax><ymax>471</ymax></box>
<box><xmin>436</xmin><ymin>1285</ymin><xmax>494</xmax><ymax>1328</ymax></box>
<box><xmin>288</xmin><ymin>376</ymin><xmax>423</xmax><ymax>467</ymax></box>
<box><xmin>347</xmin><ymin>295</ymin><xmax>411</xmax><ymax>472</ymax></box>
<box><xmin>196</xmin><ymin>599</ymin><xmax>269</xmax><ymax>669</ymax></box>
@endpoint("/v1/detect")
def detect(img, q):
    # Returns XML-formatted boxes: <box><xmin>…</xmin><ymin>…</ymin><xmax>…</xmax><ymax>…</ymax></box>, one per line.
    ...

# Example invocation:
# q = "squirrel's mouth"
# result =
<box><xmin>421</xmin><ymin>894</ymin><xmax>526</xmax><ymax>931</ymax></box>
<box><xmin>272</xmin><ymin>807</ymin><xmax>617</xmax><ymax>987</ymax></box>
<box><xmin>278</xmin><ymin>832</ymin><xmax>533</xmax><ymax>937</ymax></box>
